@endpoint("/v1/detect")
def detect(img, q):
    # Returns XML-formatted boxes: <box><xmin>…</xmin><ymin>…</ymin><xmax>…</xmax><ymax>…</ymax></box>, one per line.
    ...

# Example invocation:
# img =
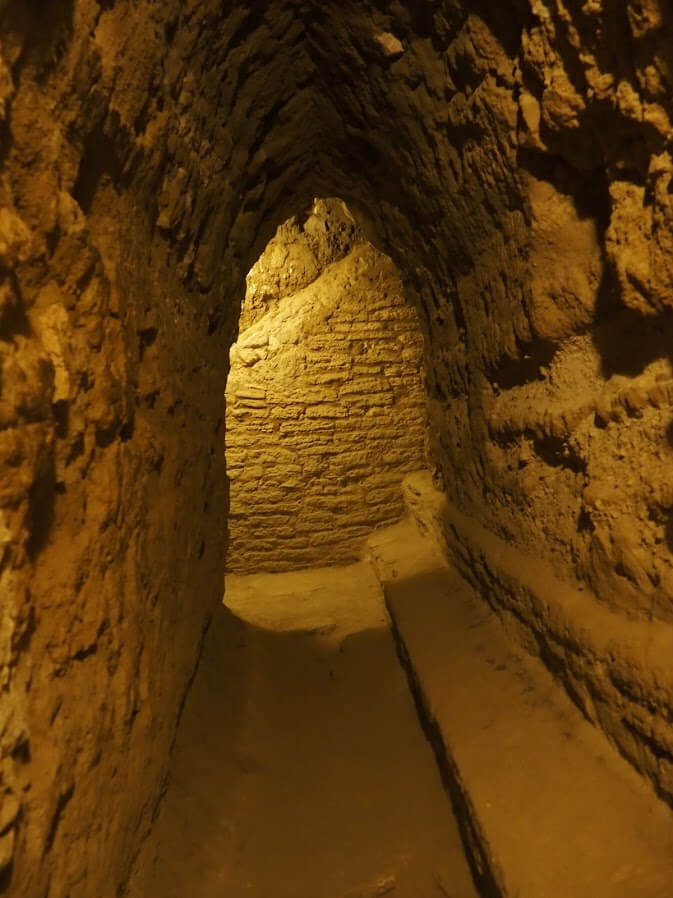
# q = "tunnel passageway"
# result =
<box><xmin>128</xmin><ymin>563</ymin><xmax>478</xmax><ymax>898</ymax></box>
<box><xmin>6</xmin><ymin>3</ymin><xmax>673</xmax><ymax>896</ymax></box>
<box><xmin>124</xmin><ymin>205</ymin><xmax>482</xmax><ymax>896</ymax></box>
<box><xmin>124</xmin><ymin>196</ymin><xmax>673</xmax><ymax>897</ymax></box>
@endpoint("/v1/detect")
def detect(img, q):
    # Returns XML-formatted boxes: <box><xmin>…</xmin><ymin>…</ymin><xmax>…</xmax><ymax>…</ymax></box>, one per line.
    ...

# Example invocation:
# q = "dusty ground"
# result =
<box><xmin>129</xmin><ymin>562</ymin><xmax>477</xmax><ymax>898</ymax></box>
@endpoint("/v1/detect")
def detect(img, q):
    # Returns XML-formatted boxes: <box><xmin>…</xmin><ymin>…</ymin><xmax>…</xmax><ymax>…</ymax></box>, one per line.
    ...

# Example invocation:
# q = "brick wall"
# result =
<box><xmin>226</xmin><ymin>239</ymin><xmax>428</xmax><ymax>573</ymax></box>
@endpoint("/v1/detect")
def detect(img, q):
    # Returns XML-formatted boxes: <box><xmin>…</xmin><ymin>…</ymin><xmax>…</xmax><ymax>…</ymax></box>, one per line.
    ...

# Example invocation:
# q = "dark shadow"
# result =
<box><xmin>72</xmin><ymin>128</ymin><xmax>125</xmax><ymax>215</ymax></box>
<box><xmin>592</xmin><ymin>295</ymin><xmax>673</xmax><ymax>380</ymax></box>
<box><xmin>517</xmin><ymin>149</ymin><xmax>612</xmax><ymax>227</ymax></box>
<box><xmin>490</xmin><ymin>337</ymin><xmax>557</xmax><ymax>391</ymax></box>
<box><xmin>0</xmin><ymin>0</ymin><xmax>75</xmax><ymax>80</ymax></box>
<box><xmin>531</xmin><ymin>433</ymin><xmax>587</xmax><ymax>474</ymax></box>
<box><xmin>0</xmin><ymin>275</ymin><xmax>30</xmax><ymax>341</ymax></box>
<box><xmin>0</xmin><ymin>0</ymin><xmax>75</xmax><ymax>171</ymax></box>
<box><xmin>0</xmin><ymin>861</ymin><xmax>14</xmax><ymax>896</ymax></box>
<box><xmin>26</xmin><ymin>454</ymin><xmax>56</xmax><ymax>560</ymax></box>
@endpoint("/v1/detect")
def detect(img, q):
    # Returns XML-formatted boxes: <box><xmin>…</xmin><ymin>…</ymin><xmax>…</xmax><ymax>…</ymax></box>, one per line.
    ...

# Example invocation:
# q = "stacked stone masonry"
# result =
<box><xmin>226</xmin><ymin>208</ymin><xmax>429</xmax><ymax>573</ymax></box>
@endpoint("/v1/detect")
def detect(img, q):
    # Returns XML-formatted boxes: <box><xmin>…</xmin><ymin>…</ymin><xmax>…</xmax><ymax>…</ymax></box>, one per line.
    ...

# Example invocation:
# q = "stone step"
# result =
<box><xmin>366</xmin><ymin>520</ymin><xmax>673</xmax><ymax>898</ymax></box>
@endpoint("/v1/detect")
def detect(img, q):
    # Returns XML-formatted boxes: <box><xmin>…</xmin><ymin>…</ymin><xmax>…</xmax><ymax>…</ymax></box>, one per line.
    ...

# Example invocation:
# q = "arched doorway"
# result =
<box><xmin>225</xmin><ymin>197</ymin><xmax>430</xmax><ymax>573</ymax></box>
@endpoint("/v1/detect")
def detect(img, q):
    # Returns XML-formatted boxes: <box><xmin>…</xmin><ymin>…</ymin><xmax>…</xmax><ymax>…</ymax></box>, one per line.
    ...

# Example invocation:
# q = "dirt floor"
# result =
<box><xmin>129</xmin><ymin>562</ymin><xmax>477</xmax><ymax>898</ymax></box>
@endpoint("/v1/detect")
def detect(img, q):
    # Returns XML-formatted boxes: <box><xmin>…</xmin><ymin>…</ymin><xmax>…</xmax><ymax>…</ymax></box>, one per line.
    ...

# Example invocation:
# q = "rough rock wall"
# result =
<box><xmin>3</xmin><ymin>0</ymin><xmax>673</xmax><ymax>895</ymax></box>
<box><xmin>0</xmin><ymin>3</ymin><xmax>320</xmax><ymax>896</ymax></box>
<box><xmin>226</xmin><ymin>217</ymin><xmax>428</xmax><ymax>573</ymax></box>
<box><xmin>240</xmin><ymin>197</ymin><xmax>364</xmax><ymax>330</ymax></box>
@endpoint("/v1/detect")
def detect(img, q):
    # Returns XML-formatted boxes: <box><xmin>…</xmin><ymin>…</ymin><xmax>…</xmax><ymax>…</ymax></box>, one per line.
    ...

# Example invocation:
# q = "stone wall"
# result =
<box><xmin>226</xmin><ymin>212</ymin><xmax>428</xmax><ymax>573</ymax></box>
<box><xmin>303</xmin><ymin>0</ymin><xmax>673</xmax><ymax>810</ymax></box>
<box><xmin>2</xmin><ymin>1</ymin><xmax>673</xmax><ymax>895</ymax></box>
<box><xmin>0</xmin><ymin>3</ymin><xmax>319</xmax><ymax>896</ymax></box>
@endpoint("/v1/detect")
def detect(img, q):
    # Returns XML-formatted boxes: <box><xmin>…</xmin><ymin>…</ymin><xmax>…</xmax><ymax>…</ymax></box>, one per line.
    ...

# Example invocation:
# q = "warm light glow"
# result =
<box><xmin>224</xmin><ymin>198</ymin><xmax>429</xmax><ymax>574</ymax></box>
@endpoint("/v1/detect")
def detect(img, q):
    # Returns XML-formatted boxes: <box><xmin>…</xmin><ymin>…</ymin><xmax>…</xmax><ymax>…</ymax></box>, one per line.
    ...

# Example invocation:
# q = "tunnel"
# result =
<box><xmin>2</xmin><ymin>1</ymin><xmax>673</xmax><ymax>896</ymax></box>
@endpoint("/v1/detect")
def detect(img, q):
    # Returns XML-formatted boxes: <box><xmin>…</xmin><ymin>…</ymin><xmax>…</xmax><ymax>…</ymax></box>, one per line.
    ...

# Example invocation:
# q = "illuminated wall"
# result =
<box><xmin>226</xmin><ymin>202</ymin><xmax>428</xmax><ymax>572</ymax></box>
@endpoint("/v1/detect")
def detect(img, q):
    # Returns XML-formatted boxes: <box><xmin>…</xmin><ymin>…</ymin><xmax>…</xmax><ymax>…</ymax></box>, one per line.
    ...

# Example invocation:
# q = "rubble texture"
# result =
<box><xmin>0</xmin><ymin>1</ymin><xmax>673</xmax><ymax>896</ymax></box>
<box><xmin>226</xmin><ymin>207</ymin><xmax>428</xmax><ymax>573</ymax></box>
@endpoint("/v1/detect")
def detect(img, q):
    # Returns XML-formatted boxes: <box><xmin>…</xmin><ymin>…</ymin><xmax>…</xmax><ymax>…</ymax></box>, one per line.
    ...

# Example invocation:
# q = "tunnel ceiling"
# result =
<box><xmin>1</xmin><ymin>1</ymin><xmax>673</xmax><ymax>896</ymax></box>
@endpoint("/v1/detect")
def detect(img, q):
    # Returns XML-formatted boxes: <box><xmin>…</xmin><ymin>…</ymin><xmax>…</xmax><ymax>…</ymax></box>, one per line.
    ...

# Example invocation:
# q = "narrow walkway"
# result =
<box><xmin>369</xmin><ymin>510</ymin><xmax>673</xmax><ymax>898</ymax></box>
<box><xmin>130</xmin><ymin>562</ymin><xmax>477</xmax><ymax>898</ymax></box>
